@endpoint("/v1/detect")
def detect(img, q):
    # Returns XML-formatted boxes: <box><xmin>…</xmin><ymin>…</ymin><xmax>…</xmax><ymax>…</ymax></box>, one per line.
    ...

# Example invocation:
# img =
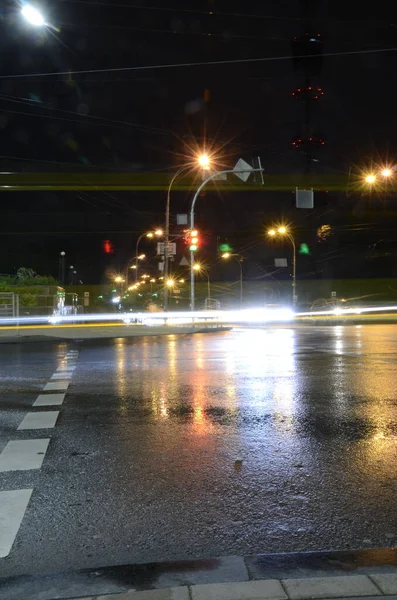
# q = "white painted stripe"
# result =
<box><xmin>43</xmin><ymin>381</ymin><xmax>70</xmax><ymax>392</ymax></box>
<box><xmin>34</xmin><ymin>393</ymin><xmax>65</xmax><ymax>406</ymax></box>
<box><xmin>56</xmin><ymin>366</ymin><xmax>75</xmax><ymax>372</ymax></box>
<box><xmin>18</xmin><ymin>411</ymin><xmax>59</xmax><ymax>430</ymax></box>
<box><xmin>51</xmin><ymin>372</ymin><xmax>72</xmax><ymax>380</ymax></box>
<box><xmin>0</xmin><ymin>439</ymin><xmax>50</xmax><ymax>472</ymax></box>
<box><xmin>0</xmin><ymin>489</ymin><xmax>33</xmax><ymax>558</ymax></box>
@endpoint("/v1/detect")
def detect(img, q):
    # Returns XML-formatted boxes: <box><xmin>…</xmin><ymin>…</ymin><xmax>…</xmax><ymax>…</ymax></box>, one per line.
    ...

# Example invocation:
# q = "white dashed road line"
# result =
<box><xmin>0</xmin><ymin>349</ymin><xmax>79</xmax><ymax>557</ymax></box>
<box><xmin>17</xmin><ymin>411</ymin><xmax>60</xmax><ymax>430</ymax></box>
<box><xmin>33</xmin><ymin>393</ymin><xmax>66</xmax><ymax>406</ymax></box>
<box><xmin>0</xmin><ymin>439</ymin><xmax>50</xmax><ymax>472</ymax></box>
<box><xmin>43</xmin><ymin>381</ymin><xmax>70</xmax><ymax>392</ymax></box>
<box><xmin>0</xmin><ymin>489</ymin><xmax>33</xmax><ymax>558</ymax></box>
<box><xmin>51</xmin><ymin>372</ymin><xmax>73</xmax><ymax>380</ymax></box>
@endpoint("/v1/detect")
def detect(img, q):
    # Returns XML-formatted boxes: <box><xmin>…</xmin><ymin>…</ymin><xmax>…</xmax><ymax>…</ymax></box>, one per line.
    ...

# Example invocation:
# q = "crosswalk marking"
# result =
<box><xmin>43</xmin><ymin>381</ymin><xmax>70</xmax><ymax>392</ymax></box>
<box><xmin>56</xmin><ymin>366</ymin><xmax>75</xmax><ymax>372</ymax></box>
<box><xmin>51</xmin><ymin>372</ymin><xmax>72</xmax><ymax>380</ymax></box>
<box><xmin>17</xmin><ymin>412</ymin><xmax>59</xmax><ymax>430</ymax></box>
<box><xmin>0</xmin><ymin>439</ymin><xmax>50</xmax><ymax>472</ymax></box>
<box><xmin>0</xmin><ymin>489</ymin><xmax>33</xmax><ymax>558</ymax></box>
<box><xmin>33</xmin><ymin>393</ymin><xmax>65</xmax><ymax>406</ymax></box>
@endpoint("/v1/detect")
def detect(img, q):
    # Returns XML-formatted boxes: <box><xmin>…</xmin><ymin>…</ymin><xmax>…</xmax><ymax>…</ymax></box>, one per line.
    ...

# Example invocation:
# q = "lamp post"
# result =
<box><xmin>193</xmin><ymin>263</ymin><xmax>211</xmax><ymax>305</ymax></box>
<box><xmin>164</xmin><ymin>153</ymin><xmax>211</xmax><ymax>311</ymax></box>
<box><xmin>134</xmin><ymin>229</ymin><xmax>162</xmax><ymax>282</ymax></box>
<box><xmin>59</xmin><ymin>251</ymin><xmax>66</xmax><ymax>286</ymax></box>
<box><xmin>189</xmin><ymin>162</ymin><xmax>263</xmax><ymax>310</ymax></box>
<box><xmin>268</xmin><ymin>226</ymin><xmax>297</xmax><ymax>308</ymax></box>
<box><xmin>221</xmin><ymin>253</ymin><xmax>243</xmax><ymax>308</ymax></box>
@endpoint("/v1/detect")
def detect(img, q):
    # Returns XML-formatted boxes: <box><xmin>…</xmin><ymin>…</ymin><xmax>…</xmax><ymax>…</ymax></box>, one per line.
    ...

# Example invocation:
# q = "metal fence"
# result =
<box><xmin>0</xmin><ymin>293</ymin><xmax>19</xmax><ymax>320</ymax></box>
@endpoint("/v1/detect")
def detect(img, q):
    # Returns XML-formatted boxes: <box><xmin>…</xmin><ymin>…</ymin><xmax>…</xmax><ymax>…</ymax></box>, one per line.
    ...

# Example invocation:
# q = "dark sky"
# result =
<box><xmin>0</xmin><ymin>0</ymin><xmax>397</xmax><ymax>283</ymax></box>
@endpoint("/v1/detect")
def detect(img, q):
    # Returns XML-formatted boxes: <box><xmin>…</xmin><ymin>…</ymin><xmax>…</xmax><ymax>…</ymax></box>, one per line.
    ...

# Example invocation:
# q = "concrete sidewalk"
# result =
<box><xmin>67</xmin><ymin>574</ymin><xmax>397</xmax><ymax>600</ymax></box>
<box><xmin>2</xmin><ymin>548</ymin><xmax>397</xmax><ymax>600</ymax></box>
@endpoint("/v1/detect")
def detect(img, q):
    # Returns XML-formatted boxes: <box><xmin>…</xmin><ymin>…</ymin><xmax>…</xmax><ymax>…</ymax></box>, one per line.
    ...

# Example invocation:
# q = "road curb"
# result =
<box><xmin>1</xmin><ymin>548</ymin><xmax>397</xmax><ymax>600</ymax></box>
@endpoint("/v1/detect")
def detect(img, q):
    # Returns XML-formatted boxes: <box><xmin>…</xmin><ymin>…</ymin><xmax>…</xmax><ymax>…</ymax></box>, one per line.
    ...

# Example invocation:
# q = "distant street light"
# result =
<box><xmin>267</xmin><ymin>226</ymin><xmax>297</xmax><ymax>308</ymax></box>
<box><xmin>164</xmin><ymin>151</ymin><xmax>214</xmax><ymax>310</ymax></box>
<box><xmin>365</xmin><ymin>174</ymin><xmax>377</xmax><ymax>184</ymax></box>
<box><xmin>166</xmin><ymin>279</ymin><xmax>175</xmax><ymax>287</ymax></box>
<box><xmin>132</xmin><ymin>230</ymin><xmax>162</xmax><ymax>282</ymax></box>
<box><xmin>21</xmin><ymin>3</ymin><xmax>45</xmax><ymax>26</ymax></box>
<box><xmin>221</xmin><ymin>253</ymin><xmax>243</xmax><ymax>308</ymax></box>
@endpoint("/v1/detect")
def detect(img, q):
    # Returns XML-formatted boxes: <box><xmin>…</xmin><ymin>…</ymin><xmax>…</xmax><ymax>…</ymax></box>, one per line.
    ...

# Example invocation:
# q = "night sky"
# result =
<box><xmin>0</xmin><ymin>0</ymin><xmax>397</xmax><ymax>284</ymax></box>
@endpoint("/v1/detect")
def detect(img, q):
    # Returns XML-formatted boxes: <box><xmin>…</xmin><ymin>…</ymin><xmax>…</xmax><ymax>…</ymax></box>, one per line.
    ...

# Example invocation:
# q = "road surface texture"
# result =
<box><xmin>1</xmin><ymin>324</ymin><xmax>397</xmax><ymax>580</ymax></box>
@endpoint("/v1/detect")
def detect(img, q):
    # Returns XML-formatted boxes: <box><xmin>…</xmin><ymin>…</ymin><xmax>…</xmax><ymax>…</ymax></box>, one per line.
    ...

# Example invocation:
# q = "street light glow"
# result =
<box><xmin>381</xmin><ymin>168</ymin><xmax>393</xmax><ymax>178</ymax></box>
<box><xmin>278</xmin><ymin>226</ymin><xmax>287</xmax><ymax>234</ymax></box>
<box><xmin>154</xmin><ymin>229</ymin><xmax>163</xmax><ymax>236</ymax></box>
<box><xmin>221</xmin><ymin>252</ymin><xmax>231</xmax><ymax>259</ymax></box>
<box><xmin>197</xmin><ymin>153</ymin><xmax>211</xmax><ymax>170</ymax></box>
<box><xmin>21</xmin><ymin>3</ymin><xmax>45</xmax><ymax>26</ymax></box>
<box><xmin>193</xmin><ymin>263</ymin><xmax>202</xmax><ymax>271</ymax></box>
<box><xmin>146</xmin><ymin>232</ymin><xmax>154</xmax><ymax>238</ymax></box>
<box><xmin>138</xmin><ymin>254</ymin><xmax>146</xmax><ymax>260</ymax></box>
<box><xmin>114</xmin><ymin>276</ymin><xmax>124</xmax><ymax>283</ymax></box>
<box><xmin>365</xmin><ymin>174</ymin><xmax>377</xmax><ymax>184</ymax></box>
<box><xmin>166</xmin><ymin>279</ymin><xmax>175</xmax><ymax>287</ymax></box>
<box><xmin>267</xmin><ymin>229</ymin><xmax>276</xmax><ymax>236</ymax></box>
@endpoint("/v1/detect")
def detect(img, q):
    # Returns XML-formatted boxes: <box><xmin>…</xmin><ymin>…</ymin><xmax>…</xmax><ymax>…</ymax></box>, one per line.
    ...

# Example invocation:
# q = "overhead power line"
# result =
<box><xmin>0</xmin><ymin>46</ymin><xmax>396</xmax><ymax>80</ymax></box>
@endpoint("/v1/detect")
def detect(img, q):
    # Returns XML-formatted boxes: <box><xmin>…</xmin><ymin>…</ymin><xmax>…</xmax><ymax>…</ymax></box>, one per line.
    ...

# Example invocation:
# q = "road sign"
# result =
<box><xmin>177</xmin><ymin>214</ymin><xmax>188</xmax><ymax>225</ymax></box>
<box><xmin>179</xmin><ymin>256</ymin><xmax>189</xmax><ymax>266</ymax></box>
<box><xmin>158</xmin><ymin>262</ymin><xmax>164</xmax><ymax>272</ymax></box>
<box><xmin>83</xmin><ymin>291</ymin><xmax>89</xmax><ymax>307</ymax></box>
<box><xmin>296</xmin><ymin>188</ymin><xmax>314</xmax><ymax>208</ymax></box>
<box><xmin>233</xmin><ymin>158</ymin><xmax>253</xmax><ymax>182</ymax></box>
<box><xmin>331</xmin><ymin>291</ymin><xmax>336</xmax><ymax>298</ymax></box>
<box><xmin>275</xmin><ymin>258</ymin><xmax>288</xmax><ymax>267</ymax></box>
<box><xmin>157</xmin><ymin>242</ymin><xmax>176</xmax><ymax>256</ymax></box>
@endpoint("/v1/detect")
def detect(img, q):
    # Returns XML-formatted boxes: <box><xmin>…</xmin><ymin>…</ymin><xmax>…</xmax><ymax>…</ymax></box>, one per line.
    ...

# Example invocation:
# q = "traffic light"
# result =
<box><xmin>299</xmin><ymin>243</ymin><xmax>310</xmax><ymax>255</ymax></box>
<box><xmin>189</xmin><ymin>229</ymin><xmax>199</xmax><ymax>252</ymax></box>
<box><xmin>102</xmin><ymin>239</ymin><xmax>114</xmax><ymax>254</ymax></box>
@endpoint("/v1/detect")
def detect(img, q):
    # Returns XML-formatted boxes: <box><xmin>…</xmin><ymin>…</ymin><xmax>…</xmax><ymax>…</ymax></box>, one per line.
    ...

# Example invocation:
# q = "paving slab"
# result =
<box><xmin>191</xmin><ymin>579</ymin><xmax>287</xmax><ymax>600</ymax></box>
<box><xmin>369</xmin><ymin>574</ymin><xmax>397</xmax><ymax>595</ymax></box>
<box><xmin>282</xmin><ymin>575</ymin><xmax>381</xmax><ymax>599</ymax></box>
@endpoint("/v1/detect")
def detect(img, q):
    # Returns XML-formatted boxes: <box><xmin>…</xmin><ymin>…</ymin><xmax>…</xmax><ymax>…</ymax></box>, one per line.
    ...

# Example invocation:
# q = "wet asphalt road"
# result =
<box><xmin>1</xmin><ymin>324</ymin><xmax>397</xmax><ymax>578</ymax></box>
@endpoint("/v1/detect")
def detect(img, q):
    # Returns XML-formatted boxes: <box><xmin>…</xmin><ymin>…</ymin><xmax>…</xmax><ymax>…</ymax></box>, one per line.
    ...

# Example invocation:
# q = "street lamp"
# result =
<box><xmin>164</xmin><ymin>152</ymin><xmax>214</xmax><ymax>310</ymax></box>
<box><xmin>221</xmin><ymin>254</ymin><xmax>243</xmax><ymax>308</ymax></box>
<box><xmin>189</xmin><ymin>159</ymin><xmax>263</xmax><ymax>310</ymax></box>
<box><xmin>267</xmin><ymin>226</ymin><xmax>297</xmax><ymax>308</ymax></box>
<box><xmin>364</xmin><ymin>174</ymin><xmax>377</xmax><ymax>184</ymax></box>
<box><xmin>133</xmin><ymin>229</ymin><xmax>162</xmax><ymax>282</ymax></box>
<box><xmin>21</xmin><ymin>3</ymin><xmax>46</xmax><ymax>27</ymax></box>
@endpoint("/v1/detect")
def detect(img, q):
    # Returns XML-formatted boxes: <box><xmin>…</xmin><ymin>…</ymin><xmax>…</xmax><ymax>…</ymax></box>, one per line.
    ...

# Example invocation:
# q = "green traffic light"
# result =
<box><xmin>189</xmin><ymin>244</ymin><xmax>198</xmax><ymax>252</ymax></box>
<box><xmin>299</xmin><ymin>243</ymin><xmax>310</xmax><ymax>255</ymax></box>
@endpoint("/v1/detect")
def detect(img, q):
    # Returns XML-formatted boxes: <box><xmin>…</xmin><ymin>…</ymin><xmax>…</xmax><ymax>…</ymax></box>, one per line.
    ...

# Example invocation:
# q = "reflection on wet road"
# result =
<box><xmin>1</xmin><ymin>325</ymin><xmax>397</xmax><ymax>577</ymax></box>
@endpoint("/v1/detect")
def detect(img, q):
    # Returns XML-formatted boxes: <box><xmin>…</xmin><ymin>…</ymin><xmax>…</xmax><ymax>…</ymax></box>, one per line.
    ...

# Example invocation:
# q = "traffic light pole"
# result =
<box><xmin>189</xmin><ymin>167</ymin><xmax>263</xmax><ymax>310</ymax></box>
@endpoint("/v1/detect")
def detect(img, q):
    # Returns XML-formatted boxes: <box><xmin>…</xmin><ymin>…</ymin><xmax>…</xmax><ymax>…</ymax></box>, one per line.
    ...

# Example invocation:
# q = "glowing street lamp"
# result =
<box><xmin>381</xmin><ymin>168</ymin><xmax>393</xmax><ymax>178</ymax></box>
<box><xmin>114</xmin><ymin>276</ymin><xmax>124</xmax><ymax>283</ymax></box>
<box><xmin>166</xmin><ymin>279</ymin><xmax>175</xmax><ymax>287</ymax></box>
<box><xmin>267</xmin><ymin>226</ymin><xmax>297</xmax><ymax>308</ymax></box>
<box><xmin>164</xmin><ymin>151</ymin><xmax>214</xmax><ymax>310</ymax></box>
<box><xmin>364</xmin><ymin>174</ymin><xmax>377</xmax><ymax>184</ymax></box>
<box><xmin>197</xmin><ymin>153</ymin><xmax>211</xmax><ymax>170</ymax></box>
<box><xmin>21</xmin><ymin>3</ymin><xmax>46</xmax><ymax>27</ymax></box>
